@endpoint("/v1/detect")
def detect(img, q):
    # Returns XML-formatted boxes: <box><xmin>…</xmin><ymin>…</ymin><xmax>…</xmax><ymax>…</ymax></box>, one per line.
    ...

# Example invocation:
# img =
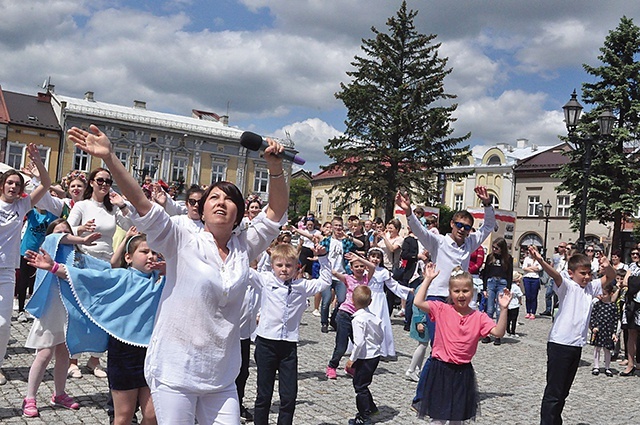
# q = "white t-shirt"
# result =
<box><xmin>0</xmin><ymin>196</ymin><xmax>31</xmax><ymax>269</ymax></box>
<box><xmin>508</xmin><ymin>283</ymin><xmax>524</xmax><ymax>310</ymax></box>
<box><xmin>522</xmin><ymin>256</ymin><xmax>542</xmax><ymax>278</ymax></box>
<box><xmin>548</xmin><ymin>272</ymin><xmax>603</xmax><ymax>347</ymax></box>
<box><xmin>170</xmin><ymin>214</ymin><xmax>204</xmax><ymax>233</ymax></box>
<box><xmin>299</xmin><ymin>229</ymin><xmax>321</xmax><ymax>249</ymax></box>
<box><xmin>327</xmin><ymin>237</ymin><xmax>346</xmax><ymax>273</ymax></box>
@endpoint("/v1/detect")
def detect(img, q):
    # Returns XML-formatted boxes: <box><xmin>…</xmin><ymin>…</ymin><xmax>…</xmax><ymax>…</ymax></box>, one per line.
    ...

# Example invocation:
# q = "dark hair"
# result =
<box><xmin>84</xmin><ymin>168</ymin><xmax>114</xmax><ymax>212</ymax></box>
<box><xmin>373</xmin><ymin>217</ymin><xmax>384</xmax><ymax>226</ymax></box>
<box><xmin>119</xmin><ymin>234</ymin><xmax>147</xmax><ymax>268</ymax></box>
<box><xmin>198</xmin><ymin>181</ymin><xmax>245</xmax><ymax>228</ymax></box>
<box><xmin>603</xmin><ymin>282</ymin><xmax>616</xmax><ymax>295</ymax></box>
<box><xmin>452</xmin><ymin>210</ymin><xmax>474</xmax><ymax>225</ymax></box>
<box><xmin>46</xmin><ymin>218</ymin><xmax>72</xmax><ymax>235</ymax></box>
<box><xmin>488</xmin><ymin>237</ymin><xmax>511</xmax><ymax>271</ymax></box>
<box><xmin>567</xmin><ymin>253</ymin><xmax>592</xmax><ymax>272</ymax></box>
<box><xmin>616</xmin><ymin>268</ymin><xmax>628</xmax><ymax>278</ymax></box>
<box><xmin>186</xmin><ymin>186</ymin><xmax>204</xmax><ymax>198</ymax></box>
<box><xmin>347</xmin><ymin>215</ymin><xmax>359</xmax><ymax>222</ymax></box>
<box><xmin>0</xmin><ymin>169</ymin><xmax>26</xmax><ymax>195</ymax></box>
<box><xmin>414</xmin><ymin>206</ymin><xmax>425</xmax><ymax>216</ymax></box>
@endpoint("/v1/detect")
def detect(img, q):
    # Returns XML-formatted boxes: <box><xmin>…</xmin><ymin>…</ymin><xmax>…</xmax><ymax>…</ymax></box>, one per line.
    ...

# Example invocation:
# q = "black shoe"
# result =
<box><xmin>403</xmin><ymin>323</ymin><xmax>411</xmax><ymax>331</ymax></box>
<box><xmin>493</xmin><ymin>338</ymin><xmax>501</xmax><ymax>346</ymax></box>
<box><xmin>321</xmin><ymin>325</ymin><xmax>328</xmax><ymax>333</ymax></box>
<box><xmin>591</xmin><ymin>368</ymin><xmax>600</xmax><ymax>376</ymax></box>
<box><xmin>620</xmin><ymin>366</ymin><xmax>636</xmax><ymax>376</ymax></box>
<box><xmin>605</xmin><ymin>369</ymin><xmax>613</xmax><ymax>377</ymax></box>
<box><xmin>540</xmin><ymin>311</ymin><xmax>552</xmax><ymax>316</ymax></box>
<box><xmin>481</xmin><ymin>336</ymin><xmax>492</xmax><ymax>344</ymax></box>
<box><xmin>240</xmin><ymin>405</ymin><xmax>253</xmax><ymax>422</ymax></box>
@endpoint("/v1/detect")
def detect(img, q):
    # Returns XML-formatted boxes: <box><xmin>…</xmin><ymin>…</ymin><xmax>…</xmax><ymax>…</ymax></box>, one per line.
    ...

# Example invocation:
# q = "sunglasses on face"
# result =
<box><xmin>94</xmin><ymin>178</ymin><xmax>113</xmax><ymax>186</ymax></box>
<box><xmin>632</xmin><ymin>252</ymin><xmax>640</xmax><ymax>256</ymax></box>
<box><xmin>453</xmin><ymin>222</ymin><xmax>472</xmax><ymax>231</ymax></box>
<box><xmin>187</xmin><ymin>198</ymin><xmax>199</xmax><ymax>207</ymax></box>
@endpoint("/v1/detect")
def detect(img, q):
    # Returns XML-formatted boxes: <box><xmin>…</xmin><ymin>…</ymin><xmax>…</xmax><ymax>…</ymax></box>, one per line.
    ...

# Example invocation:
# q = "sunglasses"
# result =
<box><xmin>187</xmin><ymin>198</ymin><xmax>199</xmax><ymax>207</ymax></box>
<box><xmin>453</xmin><ymin>222</ymin><xmax>472</xmax><ymax>231</ymax></box>
<box><xmin>632</xmin><ymin>252</ymin><xmax>640</xmax><ymax>256</ymax></box>
<box><xmin>94</xmin><ymin>178</ymin><xmax>113</xmax><ymax>186</ymax></box>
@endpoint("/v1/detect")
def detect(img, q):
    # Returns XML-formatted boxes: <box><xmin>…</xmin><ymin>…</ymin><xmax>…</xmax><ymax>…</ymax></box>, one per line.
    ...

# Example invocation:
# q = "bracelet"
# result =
<box><xmin>269</xmin><ymin>171</ymin><xmax>284</xmax><ymax>179</ymax></box>
<box><xmin>118</xmin><ymin>204</ymin><xmax>127</xmax><ymax>210</ymax></box>
<box><xmin>50</xmin><ymin>262</ymin><xmax>60</xmax><ymax>274</ymax></box>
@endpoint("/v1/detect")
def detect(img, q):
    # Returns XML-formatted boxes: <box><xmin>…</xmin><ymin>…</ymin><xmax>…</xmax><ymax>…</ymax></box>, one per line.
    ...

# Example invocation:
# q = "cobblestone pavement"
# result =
<box><xmin>1</xmin><ymin>292</ymin><xmax>638</xmax><ymax>424</ymax></box>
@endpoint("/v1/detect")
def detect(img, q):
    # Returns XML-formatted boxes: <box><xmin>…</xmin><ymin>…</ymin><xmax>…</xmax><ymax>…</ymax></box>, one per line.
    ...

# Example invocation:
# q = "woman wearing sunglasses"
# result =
<box><xmin>66</xmin><ymin>167</ymin><xmax>133</xmax><ymax>379</ymax></box>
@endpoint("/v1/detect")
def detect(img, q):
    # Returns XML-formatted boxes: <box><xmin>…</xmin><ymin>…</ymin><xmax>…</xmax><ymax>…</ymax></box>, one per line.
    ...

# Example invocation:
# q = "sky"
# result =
<box><xmin>2</xmin><ymin>0</ymin><xmax>639</xmax><ymax>174</ymax></box>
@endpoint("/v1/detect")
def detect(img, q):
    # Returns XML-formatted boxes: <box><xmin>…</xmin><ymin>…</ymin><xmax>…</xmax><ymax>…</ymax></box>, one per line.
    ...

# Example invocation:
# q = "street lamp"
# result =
<box><xmin>131</xmin><ymin>154</ymin><xmax>161</xmax><ymax>183</ymax></box>
<box><xmin>562</xmin><ymin>90</ymin><xmax>615</xmax><ymax>253</ymax></box>
<box><xmin>540</xmin><ymin>199</ymin><xmax>552</xmax><ymax>259</ymax></box>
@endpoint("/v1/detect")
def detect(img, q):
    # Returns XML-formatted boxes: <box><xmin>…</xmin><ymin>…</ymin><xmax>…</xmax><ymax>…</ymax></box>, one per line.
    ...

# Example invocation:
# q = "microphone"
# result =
<box><xmin>240</xmin><ymin>131</ymin><xmax>306</xmax><ymax>165</ymax></box>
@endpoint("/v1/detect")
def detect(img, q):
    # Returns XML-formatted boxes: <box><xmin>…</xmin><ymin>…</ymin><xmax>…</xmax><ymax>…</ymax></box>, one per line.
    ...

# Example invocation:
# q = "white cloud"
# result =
<box><xmin>273</xmin><ymin>118</ymin><xmax>342</xmax><ymax>174</ymax></box>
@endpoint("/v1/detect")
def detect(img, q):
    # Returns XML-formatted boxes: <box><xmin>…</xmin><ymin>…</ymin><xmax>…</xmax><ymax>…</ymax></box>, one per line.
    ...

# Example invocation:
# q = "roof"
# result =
<box><xmin>514</xmin><ymin>143</ymin><xmax>571</xmax><ymax>173</ymax></box>
<box><xmin>0</xmin><ymin>86</ymin><xmax>10</xmax><ymax>124</ymax></box>
<box><xmin>53</xmin><ymin>93</ymin><xmax>293</xmax><ymax>148</ymax></box>
<box><xmin>2</xmin><ymin>91</ymin><xmax>61</xmax><ymax>131</ymax></box>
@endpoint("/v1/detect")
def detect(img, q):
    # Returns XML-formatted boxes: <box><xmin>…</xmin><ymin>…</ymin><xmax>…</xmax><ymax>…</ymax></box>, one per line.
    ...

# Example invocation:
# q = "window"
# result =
<box><xmin>557</xmin><ymin>195</ymin><xmax>570</xmax><ymax>217</ymax></box>
<box><xmin>253</xmin><ymin>169</ymin><xmax>269</xmax><ymax>193</ymax></box>
<box><xmin>171</xmin><ymin>156</ymin><xmax>187</xmax><ymax>182</ymax></box>
<box><xmin>527</xmin><ymin>195</ymin><xmax>540</xmax><ymax>217</ymax></box>
<box><xmin>488</xmin><ymin>194</ymin><xmax>499</xmax><ymax>209</ymax></box>
<box><xmin>114</xmin><ymin>149</ymin><xmax>129</xmax><ymax>169</ymax></box>
<box><xmin>328</xmin><ymin>198</ymin><xmax>334</xmax><ymax>216</ymax></box>
<box><xmin>211</xmin><ymin>163</ymin><xmax>226</xmax><ymax>183</ymax></box>
<box><xmin>454</xmin><ymin>194</ymin><xmax>464</xmax><ymax>211</ymax></box>
<box><xmin>6</xmin><ymin>143</ymin><xmax>25</xmax><ymax>169</ymax></box>
<box><xmin>316</xmin><ymin>198</ymin><xmax>323</xmax><ymax>216</ymax></box>
<box><xmin>74</xmin><ymin>146</ymin><xmax>90</xmax><ymax>172</ymax></box>
<box><xmin>487</xmin><ymin>155</ymin><xmax>501</xmax><ymax>165</ymax></box>
<box><xmin>37</xmin><ymin>147</ymin><xmax>50</xmax><ymax>170</ymax></box>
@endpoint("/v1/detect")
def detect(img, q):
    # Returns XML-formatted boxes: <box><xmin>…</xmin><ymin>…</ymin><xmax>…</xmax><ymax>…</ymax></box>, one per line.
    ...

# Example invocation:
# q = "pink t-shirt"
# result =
<box><xmin>339</xmin><ymin>274</ymin><xmax>369</xmax><ymax>315</ymax></box>
<box><xmin>428</xmin><ymin>301</ymin><xmax>496</xmax><ymax>364</ymax></box>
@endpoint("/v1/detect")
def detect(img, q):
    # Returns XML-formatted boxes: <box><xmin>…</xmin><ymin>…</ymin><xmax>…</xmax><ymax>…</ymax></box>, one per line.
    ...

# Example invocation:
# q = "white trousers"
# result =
<box><xmin>149</xmin><ymin>378</ymin><xmax>240</xmax><ymax>425</ymax></box>
<box><xmin>0</xmin><ymin>269</ymin><xmax>16</xmax><ymax>368</ymax></box>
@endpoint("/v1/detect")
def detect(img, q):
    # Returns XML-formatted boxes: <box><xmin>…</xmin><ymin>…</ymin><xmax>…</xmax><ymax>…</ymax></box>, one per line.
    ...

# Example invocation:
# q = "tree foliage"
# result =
<box><xmin>324</xmin><ymin>1</ymin><xmax>470</xmax><ymax>221</ymax></box>
<box><xmin>555</xmin><ymin>16</ymin><xmax>640</xmax><ymax>250</ymax></box>
<box><xmin>288</xmin><ymin>177</ymin><xmax>311</xmax><ymax>223</ymax></box>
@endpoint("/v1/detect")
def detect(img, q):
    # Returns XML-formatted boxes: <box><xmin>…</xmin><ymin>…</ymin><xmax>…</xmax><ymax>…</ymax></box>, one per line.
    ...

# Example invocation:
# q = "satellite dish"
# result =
<box><xmin>42</xmin><ymin>76</ymin><xmax>51</xmax><ymax>90</ymax></box>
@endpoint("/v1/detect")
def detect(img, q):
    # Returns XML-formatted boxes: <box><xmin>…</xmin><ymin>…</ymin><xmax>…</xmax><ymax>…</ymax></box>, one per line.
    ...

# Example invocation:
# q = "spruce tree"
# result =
<box><xmin>324</xmin><ymin>1</ymin><xmax>469</xmax><ymax>221</ymax></box>
<box><xmin>556</xmin><ymin>16</ymin><xmax>640</xmax><ymax>250</ymax></box>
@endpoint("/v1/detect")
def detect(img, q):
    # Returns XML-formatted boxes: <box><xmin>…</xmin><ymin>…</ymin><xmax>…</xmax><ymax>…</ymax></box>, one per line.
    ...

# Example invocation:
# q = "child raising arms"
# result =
<box><xmin>413</xmin><ymin>264</ymin><xmax>511</xmax><ymax>424</ymax></box>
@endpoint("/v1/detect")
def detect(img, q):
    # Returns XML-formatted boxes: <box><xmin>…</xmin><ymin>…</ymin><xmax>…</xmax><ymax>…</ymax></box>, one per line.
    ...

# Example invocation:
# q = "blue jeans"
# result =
<box><xmin>486</xmin><ymin>277</ymin><xmax>507</xmax><ymax>321</ymax></box>
<box><xmin>320</xmin><ymin>279</ymin><xmax>346</xmax><ymax>326</ymax></box>
<box><xmin>544</xmin><ymin>280</ymin><xmax>554</xmax><ymax>313</ymax></box>
<box><xmin>328</xmin><ymin>310</ymin><xmax>353</xmax><ymax>368</ymax></box>
<box><xmin>523</xmin><ymin>277</ymin><xmax>541</xmax><ymax>315</ymax></box>
<box><xmin>412</xmin><ymin>295</ymin><xmax>447</xmax><ymax>405</ymax></box>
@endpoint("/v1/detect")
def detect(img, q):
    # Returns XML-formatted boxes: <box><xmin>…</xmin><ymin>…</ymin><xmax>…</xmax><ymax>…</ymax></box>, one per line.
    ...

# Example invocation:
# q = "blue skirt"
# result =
<box><xmin>107</xmin><ymin>337</ymin><xmax>148</xmax><ymax>391</ymax></box>
<box><xmin>418</xmin><ymin>358</ymin><xmax>479</xmax><ymax>421</ymax></box>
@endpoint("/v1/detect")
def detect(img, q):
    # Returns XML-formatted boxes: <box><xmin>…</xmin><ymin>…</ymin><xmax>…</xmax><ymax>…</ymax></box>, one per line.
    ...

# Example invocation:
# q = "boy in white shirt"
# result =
<box><xmin>252</xmin><ymin>243</ymin><xmax>331</xmax><ymax>425</ymax></box>
<box><xmin>528</xmin><ymin>245</ymin><xmax>615</xmax><ymax>425</ymax></box>
<box><xmin>346</xmin><ymin>285</ymin><xmax>384</xmax><ymax>425</ymax></box>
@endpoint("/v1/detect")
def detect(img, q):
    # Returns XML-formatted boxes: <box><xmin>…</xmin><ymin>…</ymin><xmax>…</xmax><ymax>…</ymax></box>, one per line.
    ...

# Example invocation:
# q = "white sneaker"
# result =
<box><xmin>394</xmin><ymin>309</ymin><xmax>405</xmax><ymax>318</ymax></box>
<box><xmin>17</xmin><ymin>312</ymin><xmax>28</xmax><ymax>323</ymax></box>
<box><xmin>312</xmin><ymin>309</ymin><xmax>321</xmax><ymax>317</ymax></box>
<box><xmin>404</xmin><ymin>369</ymin><xmax>419</xmax><ymax>382</ymax></box>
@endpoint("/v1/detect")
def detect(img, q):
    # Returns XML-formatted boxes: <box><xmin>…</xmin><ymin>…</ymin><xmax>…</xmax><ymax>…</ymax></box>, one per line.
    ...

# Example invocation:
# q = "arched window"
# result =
<box><xmin>487</xmin><ymin>155</ymin><xmax>501</xmax><ymax>165</ymax></box>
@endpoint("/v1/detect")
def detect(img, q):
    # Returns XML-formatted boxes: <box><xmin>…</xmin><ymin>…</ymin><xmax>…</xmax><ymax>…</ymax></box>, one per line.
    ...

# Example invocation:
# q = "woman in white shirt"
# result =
<box><xmin>0</xmin><ymin>145</ymin><xmax>50</xmax><ymax>385</ymax></box>
<box><xmin>68</xmin><ymin>124</ymin><xmax>289</xmax><ymax>425</ymax></box>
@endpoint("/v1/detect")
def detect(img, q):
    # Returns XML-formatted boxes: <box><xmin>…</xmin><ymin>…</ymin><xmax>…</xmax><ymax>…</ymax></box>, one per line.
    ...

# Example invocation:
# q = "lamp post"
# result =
<box><xmin>131</xmin><ymin>154</ymin><xmax>161</xmax><ymax>183</ymax></box>
<box><xmin>541</xmin><ymin>199</ymin><xmax>552</xmax><ymax>259</ymax></box>
<box><xmin>562</xmin><ymin>90</ymin><xmax>615</xmax><ymax>253</ymax></box>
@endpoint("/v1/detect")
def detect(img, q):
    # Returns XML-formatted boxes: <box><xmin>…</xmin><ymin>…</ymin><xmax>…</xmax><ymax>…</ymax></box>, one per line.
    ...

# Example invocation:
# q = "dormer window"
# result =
<box><xmin>487</xmin><ymin>155</ymin><xmax>501</xmax><ymax>165</ymax></box>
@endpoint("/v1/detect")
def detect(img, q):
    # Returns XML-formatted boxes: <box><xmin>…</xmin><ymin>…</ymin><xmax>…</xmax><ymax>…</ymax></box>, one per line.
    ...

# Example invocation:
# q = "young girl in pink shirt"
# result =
<box><xmin>413</xmin><ymin>264</ymin><xmax>511</xmax><ymax>424</ymax></box>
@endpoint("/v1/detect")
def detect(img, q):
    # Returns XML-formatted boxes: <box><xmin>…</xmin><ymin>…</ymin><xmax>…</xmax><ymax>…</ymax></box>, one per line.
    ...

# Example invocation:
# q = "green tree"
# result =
<box><xmin>555</xmin><ymin>16</ymin><xmax>640</xmax><ymax>251</ymax></box>
<box><xmin>288</xmin><ymin>177</ymin><xmax>311</xmax><ymax>223</ymax></box>
<box><xmin>324</xmin><ymin>1</ymin><xmax>469</xmax><ymax>222</ymax></box>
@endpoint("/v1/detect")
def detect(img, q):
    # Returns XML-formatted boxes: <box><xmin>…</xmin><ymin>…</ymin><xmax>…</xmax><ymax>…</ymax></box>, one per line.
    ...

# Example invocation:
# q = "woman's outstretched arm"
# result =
<box><xmin>68</xmin><ymin>125</ymin><xmax>152</xmax><ymax>216</ymax></box>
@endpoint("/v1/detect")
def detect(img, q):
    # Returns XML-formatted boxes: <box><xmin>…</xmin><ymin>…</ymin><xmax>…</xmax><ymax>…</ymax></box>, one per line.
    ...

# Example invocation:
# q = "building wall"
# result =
<box><xmin>5</xmin><ymin>124</ymin><xmax>62</xmax><ymax>181</ymax></box>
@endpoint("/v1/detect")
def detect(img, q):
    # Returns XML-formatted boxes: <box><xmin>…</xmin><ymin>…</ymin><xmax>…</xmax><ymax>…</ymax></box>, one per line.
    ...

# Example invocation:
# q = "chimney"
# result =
<box><xmin>516</xmin><ymin>138</ymin><xmax>528</xmax><ymax>149</ymax></box>
<box><xmin>46</xmin><ymin>84</ymin><xmax>55</xmax><ymax>93</ymax></box>
<box><xmin>220</xmin><ymin>115</ymin><xmax>229</xmax><ymax>126</ymax></box>
<box><xmin>133</xmin><ymin>100</ymin><xmax>147</xmax><ymax>109</ymax></box>
<box><xmin>84</xmin><ymin>91</ymin><xmax>95</xmax><ymax>102</ymax></box>
<box><xmin>37</xmin><ymin>92</ymin><xmax>51</xmax><ymax>102</ymax></box>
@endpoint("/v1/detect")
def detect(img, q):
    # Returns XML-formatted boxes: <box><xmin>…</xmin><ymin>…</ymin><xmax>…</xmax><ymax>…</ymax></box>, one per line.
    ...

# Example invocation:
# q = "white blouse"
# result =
<box><xmin>130</xmin><ymin>203</ymin><xmax>283</xmax><ymax>392</ymax></box>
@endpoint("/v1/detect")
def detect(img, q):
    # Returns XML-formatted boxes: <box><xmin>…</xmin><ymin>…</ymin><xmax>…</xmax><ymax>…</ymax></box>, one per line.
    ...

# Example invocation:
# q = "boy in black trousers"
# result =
<box><xmin>346</xmin><ymin>285</ymin><xmax>384</xmax><ymax>425</ymax></box>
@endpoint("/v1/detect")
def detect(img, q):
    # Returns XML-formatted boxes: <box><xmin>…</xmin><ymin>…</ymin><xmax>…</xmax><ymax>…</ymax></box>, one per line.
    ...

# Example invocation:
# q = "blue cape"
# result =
<box><xmin>26</xmin><ymin>234</ymin><xmax>165</xmax><ymax>355</ymax></box>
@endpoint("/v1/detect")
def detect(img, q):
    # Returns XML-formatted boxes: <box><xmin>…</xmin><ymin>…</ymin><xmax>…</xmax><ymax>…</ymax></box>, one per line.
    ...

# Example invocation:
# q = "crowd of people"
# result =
<box><xmin>1</xmin><ymin>127</ymin><xmax>640</xmax><ymax>425</ymax></box>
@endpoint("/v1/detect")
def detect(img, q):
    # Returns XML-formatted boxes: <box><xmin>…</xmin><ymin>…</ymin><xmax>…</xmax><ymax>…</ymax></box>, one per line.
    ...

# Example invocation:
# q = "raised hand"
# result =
<box><xmin>528</xmin><ymin>245</ymin><xmax>543</xmax><ymax>262</ymax></box>
<box><xmin>26</xmin><ymin>143</ymin><xmax>43</xmax><ymax>165</ymax></box>
<box><xmin>263</xmin><ymin>137</ymin><xmax>284</xmax><ymax>169</ymax></box>
<box><xmin>68</xmin><ymin>125</ymin><xmax>112</xmax><ymax>159</ymax></box>
<box><xmin>312</xmin><ymin>244</ymin><xmax>327</xmax><ymax>257</ymax></box>
<box><xmin>395</xmin><ymin>191</ymin><xmax>412</xmax><ymax>214</ymax></box>
<box><xmin>125</xmin><ymin>226</ymin><xmax>139</xmax><ymax>239</ymax></box>
<box><xmin>498</xmin><ymin>288</ymin><xmax>513</xmax><ymax>309</ymax></box>
<box><xmin>151</xmin><ymin>184</ymin><xmax>167</xmax><ymax>206</ymax></box>
<box><xmin>24</xmin><ymin>248</ymin><xmax>54</xmax><ymax>270</ymax></box>
<box><xmin>21</xmin><ymin>161</ymin><xmax>40</xmax><ymax>178</ymax></box>
<box><xmin>110</xmin><ymin>191</ymin><xmax>126</xmax><ymax>208</ymax></box>
<box><xmin>78</xmin><ymin>218</ymin><xmax>96</xmax><ymax>235</ymax></box>
<box><xmin>474</xmin><ymin>186</ymin><xmax>491</xmax><ymax>206</ymax></box>
<box><xmin>423</xmin><ymin>262</ymin><xmax>440</xmax><ymax>281</ymax></box>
